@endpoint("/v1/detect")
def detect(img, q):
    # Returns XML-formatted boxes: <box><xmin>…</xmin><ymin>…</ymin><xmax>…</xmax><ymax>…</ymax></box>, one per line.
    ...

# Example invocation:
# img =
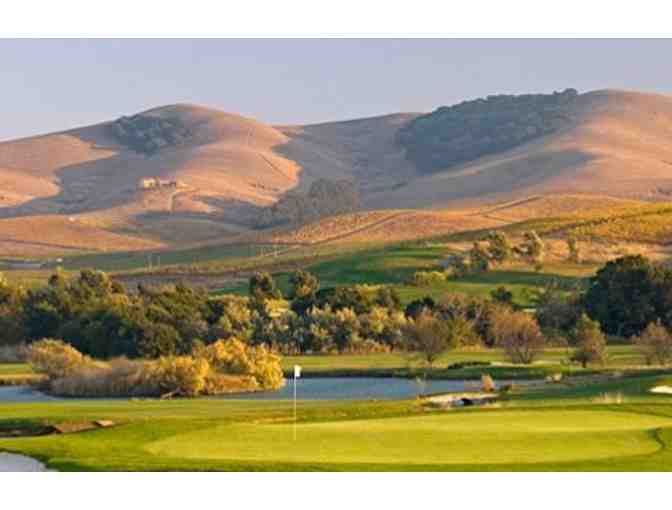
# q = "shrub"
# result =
<box><xmin>446</xmin><ymin>360</ymin><xmax>491</xmax><ymax>370</ymax></box>
<box><xmin>490</xmin><ymin>286</ymin><xmax>514</xmax><ymax>305</ymax></box>
<box><xmin>149</xmin><ymin>356</ymin><xmax>210</xmax><ymax>397</ymax></box>
<box><xmin>27</xmin><ymin>339</ymin><xmax>93</xmax><ymax>379</ymax></box>
<box><xmin>50</xmin><ymin>358</ymin><xmax>156</xmax><ymax>398</ymax></box>
<box><xmin>410</xmin><ymin>271</ymin><xmax>447</xmax><ymax>286</ymax></box>
<box><xmin>30</xmin><ymin>338</ymin><xmax>284</xmax><ymax>398</ymax></box>
<box><xmin>634</xmin><ymin>320</ymin><xmax>672</xmax><ymax>366</ymax></box>
<box><xmin>197</xmin><ymin>338</ymin><xmax>284</xmax><ymax>390</ymax></box>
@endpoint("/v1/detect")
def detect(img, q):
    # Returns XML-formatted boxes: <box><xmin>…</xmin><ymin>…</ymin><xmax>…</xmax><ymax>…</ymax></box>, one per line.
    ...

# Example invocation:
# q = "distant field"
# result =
<box><xmin>281</xmin><ymin>345</ymin><xmax>649</xmax><ymax>380</ymax></box>
<box><xmin>178</xmin><ymin>241</ymin><xmax>594</xmax><ymax>307</ymax></box>
<box><xmin>61</xmin><ymin>243</ymin><xmax>258</xmax><ymax>272</ymax></box>
<box><xmin>442</xmin><ymin>202</ymin><xmax>672</xmax><ymax>245</ymax></box>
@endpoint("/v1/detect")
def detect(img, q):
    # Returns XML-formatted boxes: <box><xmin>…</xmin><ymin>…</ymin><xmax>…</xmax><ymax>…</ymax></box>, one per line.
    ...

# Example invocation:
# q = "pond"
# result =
<box><xmin>0</xmin><ymin>385</ymin><xmax>56</xmax><ymax>403</ymax></box>
<box><xmin>218</xmin><ymin>377</ymin><xmax>506</xmax><ymax>400</ymax></box>
<box><xmin>0</xmin><ymin>377</ymin><xmax>523</xmax><ymax>402</ymax></box>
<box><xmin>0</xmin><ymin>453</ymin><xmax>49</xmax><ymax>472</ymax></box>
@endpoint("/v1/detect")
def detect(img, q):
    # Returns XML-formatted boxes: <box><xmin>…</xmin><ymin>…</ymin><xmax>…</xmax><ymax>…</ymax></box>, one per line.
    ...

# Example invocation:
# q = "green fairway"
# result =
<box><xmin>145</xmin><ymin>409</ymin><xmax>671</xmax><ymax>465</ymax></box>
<box><xmin>4</xmin><ymin>393</ymin><xmax>672</xmax><ymax>470</ymax></box>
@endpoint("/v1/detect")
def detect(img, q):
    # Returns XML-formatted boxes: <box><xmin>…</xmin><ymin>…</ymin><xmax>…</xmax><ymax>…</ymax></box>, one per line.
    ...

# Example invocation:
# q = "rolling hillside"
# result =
<box><xmin>2</xmin><ymin>89</ymin><xmax>672</xmax><ymax>257</ymax></box>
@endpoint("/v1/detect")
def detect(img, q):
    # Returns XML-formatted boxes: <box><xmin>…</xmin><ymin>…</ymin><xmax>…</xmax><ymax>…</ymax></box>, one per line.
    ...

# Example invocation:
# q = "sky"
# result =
<box><xmin>2</xmin><ymin>38</ymin><xmax>672</xmax><ymax>141</ymax></box>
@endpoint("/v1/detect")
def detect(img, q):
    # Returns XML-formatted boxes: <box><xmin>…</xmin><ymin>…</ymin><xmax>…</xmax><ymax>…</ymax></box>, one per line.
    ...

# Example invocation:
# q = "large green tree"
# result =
<box><xmin>583</xmin><ymin>255</ymin><xmax>672</xmax><ymax>337</ymax></box>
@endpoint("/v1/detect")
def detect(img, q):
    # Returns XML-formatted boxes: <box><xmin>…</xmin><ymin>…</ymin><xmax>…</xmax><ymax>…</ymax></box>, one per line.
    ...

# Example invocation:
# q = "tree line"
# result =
<box><xmin>3</xmin><ymin>253</ymin><xmax>672</xmax><ymax>367</ymax></box>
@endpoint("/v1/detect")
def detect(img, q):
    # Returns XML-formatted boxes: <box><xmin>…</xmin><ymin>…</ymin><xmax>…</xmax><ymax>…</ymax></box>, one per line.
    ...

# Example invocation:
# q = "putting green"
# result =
<box><xmin>146</xmin><ymin>410</ymin><xmax>672</xmax><ymax>465</ymax></box>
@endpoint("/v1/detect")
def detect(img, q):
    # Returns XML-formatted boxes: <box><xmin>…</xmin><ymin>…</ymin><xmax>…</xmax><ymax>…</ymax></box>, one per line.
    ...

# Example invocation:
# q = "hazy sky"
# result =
<box><xmin>2</xmin><ymin>38</ymin><xmax>672</xmax><ymax>141</ymax></box>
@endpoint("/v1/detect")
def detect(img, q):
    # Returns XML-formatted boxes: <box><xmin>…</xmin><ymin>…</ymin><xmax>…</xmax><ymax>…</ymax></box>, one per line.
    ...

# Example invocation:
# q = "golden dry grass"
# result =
<box><xmin>365</xmin><ymin>89</ymin><xmax>672</xmax><ymax>209</ymax></box>
<box><xmin>4</xmin><ymin>90</ymin><xmax>672</xmax><ymax>256</ymax></box>
<box><xmin>0</xmin><ymin>215</ymin><xmax>160</xmax><ymax>256</ymax></box>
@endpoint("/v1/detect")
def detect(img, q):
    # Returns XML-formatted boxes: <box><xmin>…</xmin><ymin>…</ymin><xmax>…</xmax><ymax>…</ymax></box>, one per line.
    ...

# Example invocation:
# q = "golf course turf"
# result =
<box><xmin>3</xmin><ymin>372</ymin><xmax>672</xmax><ymax>471</ymax></box>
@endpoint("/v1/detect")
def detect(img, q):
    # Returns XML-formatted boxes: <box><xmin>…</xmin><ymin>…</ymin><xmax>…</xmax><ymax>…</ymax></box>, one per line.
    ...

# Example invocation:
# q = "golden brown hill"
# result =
<box><xmin>366</xmin><ymin>90</ymin><xmax>672</xmax><ymax>209</ymax></box>
<box><xmin>3</xmin><ymin>90</ymin><xmax>672</xmax><ymax>256</ymax></box>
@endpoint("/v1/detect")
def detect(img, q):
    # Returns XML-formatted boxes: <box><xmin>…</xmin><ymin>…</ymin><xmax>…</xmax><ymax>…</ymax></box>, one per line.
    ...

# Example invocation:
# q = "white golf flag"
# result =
<box><xmin>294</xmin><ymin>365</ymin><xmax>302</xmax><ymax>378</ymax></box>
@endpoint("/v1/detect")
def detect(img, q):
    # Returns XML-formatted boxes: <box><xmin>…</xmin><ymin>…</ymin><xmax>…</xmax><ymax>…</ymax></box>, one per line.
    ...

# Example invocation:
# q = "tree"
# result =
<box><xmin>373</xmin><ymin>287</ymin><xmax>402</xmax><ymax>311</ymax></box>
<box><xmin>566</xmin><ymin>235</ymin><xmax>580</xmax><ymax>263</ymax></box>
<box><xmin>583</xmin><ymin>255</ymin><xmax>672</xmax><ymax>337</ymax></box>
<box><xmin>532</xmin><ymin>281</ymin><xmax>581</xmax><ymax>337</ymax></box>
<box><xmin>634</xmin><ymin>320</ymin><xmax>672</xmax><ymax>366</ymax></box>
<box><xmin>403</xmin><ymin>311</ymin><xmax>456</xmax><ymax>371</ymax></box>
<box><xmin>445</xmin><ymin>313</ymin><xmax>481</xmax><ymax>348</ymax></box>
<box><xmin>571</xmin><ymin>314</ymin><xmax>607</xmax><ymax>368</ymax></box>
<box><xmin>404</xmin><ymin>297</ymin><xmax>436</xmax><ymax>319</ymax></box>
<box><xmin>485</xmin><ymin>231</ymin><xmax>512</xmax><ymax>265</ymax></box>
<box><xmin>288</xmin><ymin>270</ymin><xmax>319</xmax><ymax>316</ymax></box>
<box><xmin>0</xmin><ymin>273</ymin><xmax>27</xmax><ymax>346</ymax></box>
<box><xmin>249</xmin><ymin>271</ymin><xmax>281</xmax><ymax>302</ymax></box>
<box><xmin>469</xmin><ymin>242</ymin><xmax>490</xmax><ymax>273</ymax></box>
<box><xmin>489</xmin><ymin>309</ymin><xmax>545</xmax><ymax>364</ymax></box>
<box><xmin>516</xmin><ymin>231</ymin><xmax>545</xmax><ymax>270</ymax></box>
<box><xmin>322</xmin><ymin>285</ymin><xmax>375</xmax><ymax>314</ymax></box>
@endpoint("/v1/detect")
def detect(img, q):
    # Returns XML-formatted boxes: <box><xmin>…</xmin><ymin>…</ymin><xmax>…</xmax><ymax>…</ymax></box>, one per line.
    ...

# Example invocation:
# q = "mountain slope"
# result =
<box><xmin>366</xmin><ymin>89</ymin><xmax>672</xmax><ymax>208</ymax></box>
<box><xmin>3</xmin><ymin>89</ymin><xmax>672</xmax><ymax>256</ymax></box>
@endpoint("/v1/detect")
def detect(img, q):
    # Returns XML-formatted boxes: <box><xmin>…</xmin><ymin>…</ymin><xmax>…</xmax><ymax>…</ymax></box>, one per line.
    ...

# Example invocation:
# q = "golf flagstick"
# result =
<box><xmin>293</xmin><ymin>365</ymin><xmax>301</xmax><ymax>441</ymax></box>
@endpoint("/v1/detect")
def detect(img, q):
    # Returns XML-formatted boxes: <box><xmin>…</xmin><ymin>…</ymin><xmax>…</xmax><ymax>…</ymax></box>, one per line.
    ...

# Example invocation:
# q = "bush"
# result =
<box><xmin>50</xmin><ymin>358</ymin><xmax>157</xmax><ymax>398</ymax></box>
<box><xmin>446</xmin><ymin>360</ymin><xmax>491</xmax><ymax>370</ymax></box>
<box><xmin>490</xmin><ymin>286</ymin><xmax>514</xmax><ymax>305</ymax></box>
<box><xmin>149</xmin><ymin>356</ymin><xmax>210</xmax><ymax>397</ymax></box>
<box><xmin>196</xmin><ymin>338</ymin><xmax>284</xmax><ymax>390</ymax></box>
<box><xmin>27</xmin><ymin>339</ymin><xmax>93</xmax><ymax>379</ymax></box>
<box><xmin>29</xmin><ymin>338</ymin><xmax>284</xmax><ymax>398</ymax></box>
<box><xmin>410</xmin><ymin>271</ymin><xmax>447</xmax><ymax>286</ymax></box>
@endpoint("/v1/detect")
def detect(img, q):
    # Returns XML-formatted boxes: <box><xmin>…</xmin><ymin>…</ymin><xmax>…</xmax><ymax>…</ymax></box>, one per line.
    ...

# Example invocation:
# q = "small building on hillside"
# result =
<box><xmin>138</xmin><ymin>177</ymin><xmax>185</xmax><ymax>190</ymax></box>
